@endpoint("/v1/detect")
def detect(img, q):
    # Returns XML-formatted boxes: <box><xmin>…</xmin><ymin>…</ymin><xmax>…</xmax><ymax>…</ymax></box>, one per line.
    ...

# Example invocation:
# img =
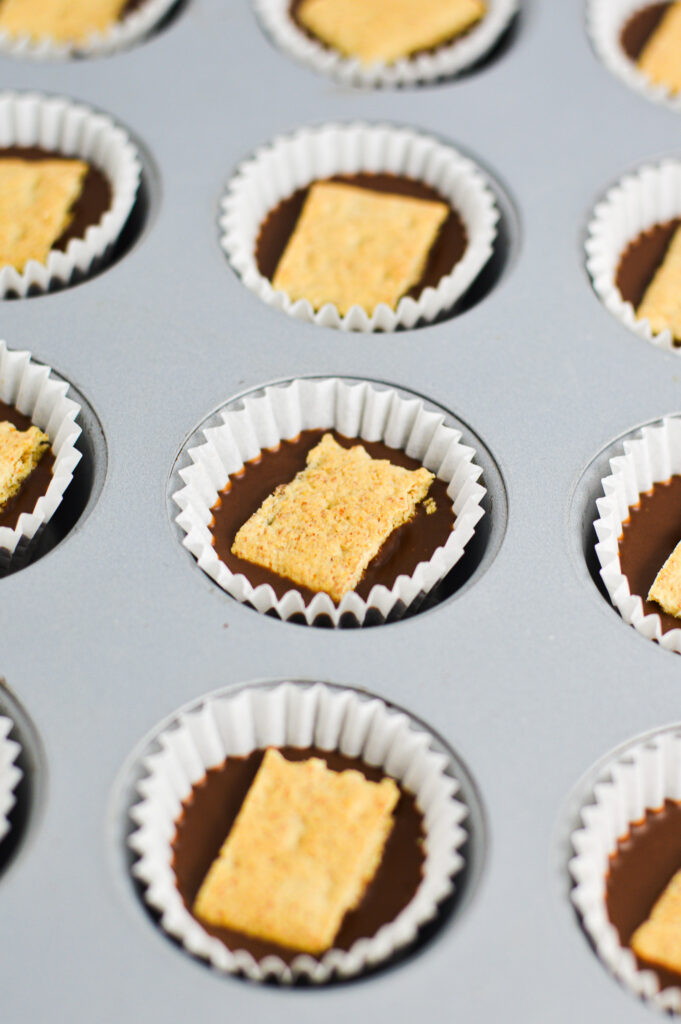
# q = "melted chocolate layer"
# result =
<box><xmin>620</xmin><ymin>2</ymin><xmax>670</xmax><ymax>60</ymax></box>
<box><xmin>288</xmin><ymin>0</ymin><xmax>480</xmax><ymax>58</ymax></box>
<box><xmin>0</xmin><ymin>400</ymin><xmax>54</xmax><ymax>530</ymax></box>
<box><xmin>616</xmin><ymin>219</ymin><xmax>681</xmax><ymax>314</ymax></box>
<box><xmin>606</xmin><ymin>800</ymin><xmax>681</xmax><ymax>990</ymax></box>
<box><xmin>0</xmin><ymin>147</ymin><xmax>112</xmax><ymax>253</ymax></box>
<box><xmin>618</xmin><ymin>476</ymin><xmax>681</xmax><ymax>634</ymax></box>
<box><xmin>172</xmin><ymin>747</ymin><xmax>425</xmax><ymax>963</ymax></box>
<box><xmin>210</xmin><ymin>428</ymin><xmax>455</xmax><ymax>604</ymax></box>
<box><xmin>255</xmin><ymin>173</ymin><xmax>468</xmax><ymax>303</ymax></box>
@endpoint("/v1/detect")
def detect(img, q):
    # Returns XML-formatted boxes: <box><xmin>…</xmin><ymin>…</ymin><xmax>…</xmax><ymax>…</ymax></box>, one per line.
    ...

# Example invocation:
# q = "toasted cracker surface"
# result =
<box><xmin>0</xmin><ymin>420</ymin><xmax>50</xmax><ymax>511</ymax></box>
<box><xmin>0</xmin><ymin>158</ymin><xmax>88</xmax><ymax>272</ymax></box>
<box><xmin>632</xmin><ymin>868</ymin><xmax>681</xmax><ymax>972</ymax></box>
<box><xmin>638</xmin><ymin>1</ymin><xmax>681</xmax><ymax>95</ymax></box>
<box><xmin>637</xmin><ymin>224</ymin><xmax>681</xmax><ymax>341</ymax></box>
<box><xmin>193</xmin><ymin>748</ymin><xmax>399</xmax><ymax>954</ymax></box>
<box><xmin>0</xmin><ymin>0</ymin><xmax>128</xmax><ymax>42</ymax></box>
<box><xmin>231</xmin><ymin>432</ymin><xmax>434</xmax><ymax>602</ymax></box>
<box><xmin>272</xmin><ymin>181</ymin><xmax>449</xmax><ymax>316</ymax></box>
<box><xmin>648</xmin><ymin>539</ymin><xmax>681</xmax><ymax>617</ymax></box>
<box><xmin>298</xmin><ymin>0</ymin><xmax>486</xmax><ymax>64</ymax></box>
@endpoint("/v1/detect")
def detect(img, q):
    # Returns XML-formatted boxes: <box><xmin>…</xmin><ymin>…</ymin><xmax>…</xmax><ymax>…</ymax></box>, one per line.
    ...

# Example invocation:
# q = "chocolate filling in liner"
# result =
<box><xmin>172</xmin><ymin>746</ymin><xmax>426</xmax><ymax>964</ymax></box>
<box><xmin>210</xmin><ymin>428</ymin><xmax>456</xmax><ymax>603</ymax></box>
<box><xmin>618</xmin><ymin>475</ymin><xmax>681</xmax><ymax>633</ymax></box>
<box><xmin>606</xmin><ymin>799</ymin><xmax>681</xmax><ymax>990</ymax></box>
<box><xmin>620</xmin><ymin>2</ymin><xmax>671</xmax><ymax>61</ymax></box>
<box><xmin>256</xmin><ymin>173</ymin><xmax>468</xmax><ymax>304</ymax></box>
<box><xmin>0</xmin><ymin>400</ymin><xmax>54</xmax><ymax>531</ymax></box>
<box><xmin>616</xmin><ymin>218</ymin><xmax>681</xmax><ymax>321</ymax></box>
<box><xmin>0</xmin><ymin>147</ymin><xmax>112</xmax><ymax>253</ymax></box>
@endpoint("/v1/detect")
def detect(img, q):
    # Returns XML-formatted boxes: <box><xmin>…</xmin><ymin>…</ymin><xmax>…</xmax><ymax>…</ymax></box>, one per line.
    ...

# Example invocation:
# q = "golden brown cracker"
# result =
<box><xmin>0</xmin><ymin>420</ymin><xmax>50</xmax><ymax>511</ymax></box>
<box><xmin>638</xmin><ymin>1</ymin><xmax>681</xmax><ymax>95</ymax></box>
<box><xmin>193</xmin><ymin>748</ymin><xmax>399</xmax><ymax>954</ymax></box>
<box><xmin>0</xmin><ymin>158</ymin><xmax>88</xmax><ymax>272</ymax></box>
<box><xmin>648</xmin><ymin>539</ymin><xmax>681</xmax><ymax>618</ymax></box>
<box><xmin>0</xmin><ymin>0</ymin><xmax>128</xmax><ymax>42</ymax></box>
<box><xmin>272</xmin><ymin>181</ymin><xmax>449</xmax><ymax>315</ymax></box>
<box><xmin>637</xmin><ymin>225</ymin><xmax>681</xmax><ymax>341</ymax></box>
<box><xmin>632</xmin><ymin>869</ymin><xmax>681</xmax><ymax>973</ymax></box>
<box><xmin>298</xmin><ymin>0</ymin><xmax>486</xmax><ymax>65</ymax></box>
<box><xmin>231</xmin><ymin>432</ymin><xmax>434</xmax><ymax>601</ymax></box>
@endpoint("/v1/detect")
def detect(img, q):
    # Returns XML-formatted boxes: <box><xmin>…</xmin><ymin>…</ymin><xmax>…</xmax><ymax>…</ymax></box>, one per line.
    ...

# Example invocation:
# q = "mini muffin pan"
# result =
<box><xmin>3</xmin><ymin>1</ymin><xmax>681</xmax><ymax>1021</ymax></box>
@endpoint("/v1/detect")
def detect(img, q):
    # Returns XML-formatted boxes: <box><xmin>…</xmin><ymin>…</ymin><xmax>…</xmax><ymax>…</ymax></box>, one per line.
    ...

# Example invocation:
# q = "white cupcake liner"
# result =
<box><xmin>0</xmin><ymin>715</ymin><xmax>21</xmax><ymax>846</ymax></box>
<box><xmin>0</xmin><ymin>339</ymin><xmax>82</xmax><ymax>571</ymax></box>
<box><xmin>586</xmin><ymin>159</ymin><xmax>681</xmax><ymax>354</ymax></box>
<box><xmin>570</xmin><ymin>725</ymin><xmax>681</xmax><ymax>1012</ymax></box>
<box><xmin>0</xmin><ymin>92</ymin><xmax>141</xmax><ymax>298</ymax></box>
<box><xmin>172</xmin><ymin>377</ymin><xmax>486</xmax><ymax>626</ymax></box>
<box><xmin>594</xmin><ymin>415</ymin><xmax>681</xmax><ymax>652</ymax></box>
<box><xmin>219</xmin><ymin>122</ymin><xmax>499</xmax><ymax>332</ymax></box>
<box><xmin>587</xmin><ymin>0</ymin><xmax>681</xmax><ymax>113</ymax></box>
<box><xmin>0</xmin><ymin>0</ymin><xmax>179</xmax><ymax>60</ymax></box>
<box><xmin>252</xmin><ymin>0</ymin><xmax>518</xmax><ymax>88</ymax></box>
<box><xmin>129</xmin><ymin>680</ymin><xmax>468</xmax><ymax>983</ymax></box>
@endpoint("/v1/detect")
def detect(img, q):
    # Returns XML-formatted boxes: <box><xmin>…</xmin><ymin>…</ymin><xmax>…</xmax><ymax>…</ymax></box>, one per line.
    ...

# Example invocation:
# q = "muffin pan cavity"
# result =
<box><xmin>167</xmin><ymin>377</ymin><xmax>507</xmax><ymax>628</ymax></box>
<box><xmin>117</xmin><ymin>680</ymin><xmax>486</xmax><ymax>984</ymax></box>
<box><xmin>0</xmin><ymin>365</ymin><xmax>107</xmax><ymax>576</ymax></box>
<box><xmin>0</xmin><ymin>682</ymin><xmax>43</xmax><ymax>881</ymax></box>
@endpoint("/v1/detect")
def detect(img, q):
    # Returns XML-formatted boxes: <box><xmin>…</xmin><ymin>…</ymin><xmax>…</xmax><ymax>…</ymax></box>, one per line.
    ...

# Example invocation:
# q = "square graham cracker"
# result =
<box><xmin>0</xmin><ymin>421</ymin><xmax>50</xmax><ymax>510</ymax></box>
<box><xmin>638</xmin><ymin>2</ymin><xmax>681</xmax><ymax>95</ymax></box>
<box><xmin>271</xmin><ymin>181</ymin><xmax>450</xmax><ymax>316</ymax></box>
<box><xmin>649</xmin><ymin>539</ymin><xmax>681</xmax><ymax>618</ymax></box>
<box><xmin>193</xmin><ymin>748</ymin><xmax>400</xmax><ymax>954</ymax></box>
<box><xmin>637</xmin><ymin>224</ymin><xmax>681</xmax><ymax>341</ymax></box>
<box><xmin>0</xmin><ymin>0</ymin><xmax>128</xmax><ymax>42</ymax></box>
<box><xmin>231</xmin><ymin>432</ymin><xmax>435</xmax><ymax>602</ymax></box>
<box><xmin>632</xmin><ymin>869</ymin><xmax>681</xmax><ymax>973</ymax></box>
<box><xmin>297</xmin><ymin>0</ymin><xmax>486</xmax><ymax>65</ymax></box>
<box><xmin>0</xmin><ymin>158</ymin><xmax>88</xmax><ymax>272</ymax></box>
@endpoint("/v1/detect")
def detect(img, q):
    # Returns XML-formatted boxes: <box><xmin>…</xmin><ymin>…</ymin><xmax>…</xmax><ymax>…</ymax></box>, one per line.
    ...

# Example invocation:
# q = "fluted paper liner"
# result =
<box><xmin>0</xmin><ymin>93</ymin><xmax>141</xmax><ymax>298</ymax></box>
<box><xmin>129</xmin><ymin>681</ymin><xmax>467</xmax><ymax>983</ymax></box>
<box><xmin>172</xmin><ymin>378</ymin><xmax>486</xmax><ymax>626</ymax></box>
<box><xmin>0</xmin><ymin>0</ymin><xmax>178</xmax><ymax>60</ymax></box>
<box><xmin>587</xmin><ymin>0</ymin><xmax>681</xmax><ymax>113</ymax></box>
<box><xmin>586</xmin><ymin>160</ymin><xmax>681</xmax><ymax>355</ymax></box>
<box><xmin>593</xmin><ymin>416</ymin><xmax>681</xmax><ymax>652</ymax></box>
<box><xmin>570</xmin><ymin>726</ymin><xmax>681</xmax><ymax>1012</ymax></box>
<box><xmin>253</xmin><ymin>0</ymin><xmax>518</xmax><ymax>88</ymax></box>
<box><xmin>0</xmin><ymin>715</ymin><xmax>21</xmax><ymax>845</ymax></box>
<box><xmin>0</xmin><ymin>339</ymin><xmax>82</xmax><ymax>571</ymax></box>
<box><xmin>219</xmin><ymin>122</ymin><xmax>499</xmax><ymax>332</ymax></box>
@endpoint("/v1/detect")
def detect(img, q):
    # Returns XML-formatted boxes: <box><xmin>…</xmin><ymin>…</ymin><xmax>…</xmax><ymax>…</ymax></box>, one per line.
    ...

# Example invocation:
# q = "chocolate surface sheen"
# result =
<box><xmin>172</xmin><ymin>746</ymin><xmax>425</xmax><ymax>963</ymax></box>
<box><xmin>618</xmin><ymin>476</ymin><xmax>681</xmax><ymax>633</ymax></box>
<box><xmin>606</xmin><ymin>800</ymin><xmax>681</xmax><ymax>990</ymax></box>
<box><xmin>0</xmin><ymin>147</ymin><xmax>112</xmax><ymax>253</ymax></box>
<box><xmin>0</xmin><ymin>400</ymin><xmax>54</xmax><ymax>531</ymax></box>
<box><xmin>256</xmin><ymin>173</ymin><xmax>468</xmax><ymax>302</ymax></box>
<box><xmin>620</xmin><ymin>2</ymin><xmax>671</xmax><ymax>60</ymax></box>
<box><xmin>616</xmin><ymin>219</ymin><xmax>681</xmax><ymax>317</ymax></box>
<box><xmin>210</xmin><ymin>428</ymin><xmax>455</xmax><ymax>603</ymax></box>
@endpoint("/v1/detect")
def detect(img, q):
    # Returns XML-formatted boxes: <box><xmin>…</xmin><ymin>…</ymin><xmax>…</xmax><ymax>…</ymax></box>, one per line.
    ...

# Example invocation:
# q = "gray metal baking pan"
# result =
<box><xmin>1</xmin><ymin>0</ymin><xmax>681</xmax><ymax>1020</ymax></box>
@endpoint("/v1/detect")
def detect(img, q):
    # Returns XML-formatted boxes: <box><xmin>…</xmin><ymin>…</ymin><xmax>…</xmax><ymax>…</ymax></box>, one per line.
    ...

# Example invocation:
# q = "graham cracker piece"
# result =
<box><xmin>193</xmin><ymin>748</ymin><xmax>400</xmax><ymax>954</ymax></box>
<box><xmin>0</xmin><ymin>0</ymin><xmax>128</xmax><ymax>42</ymax></box>
<box><xmin>297</xmin><ymin>0</ymin><xmax>486</xmax><ymax>65</ymax></box>
<box><xmin>272</xmin><ymin>181</ymin><xmax>450</xmax><ymax>316</ymax></box>
<box><xmin>231</xmin><ymin>432</ymin><xmax>434</xmax><ymax>602</ymax></box>
<box><xmin>0</xmin><ymin>420</ymin><xmax>50</xmax><ymax>511</ymax></box>
<box><xmin>648</xmin><ymin>539</ymin><xmax>681</xmax><ymax>618</ymax></box>
<box><xmin>637</xmin><ymin>225</ymin><xmax>681</xmax><ymax>341</ymax></box>
<box><xmin>0</xmin><ymin>158</ymin><xmax>88</xmax><ymax>272</ymax></box>
<box><xmin>638</xmin><ymin>1</ymin><xmax>681</xmax><ymax>95</ymax></box>
<box><xmin>632</xmin><ymin>868</ymin><xmax>681</xmax><ymax>973</ymax></box>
